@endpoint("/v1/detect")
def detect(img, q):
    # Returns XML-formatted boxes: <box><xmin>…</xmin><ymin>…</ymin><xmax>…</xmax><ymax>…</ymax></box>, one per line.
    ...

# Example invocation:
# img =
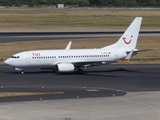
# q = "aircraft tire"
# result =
<box><xmin>21</xmin><ymin>71</ymin><xmax>24</xmax><ymax>74</ymax></box>
<box><xmin>77</xmin><ymin>69</ymin><xmax>83</xmax><ymax>74</ymax></box>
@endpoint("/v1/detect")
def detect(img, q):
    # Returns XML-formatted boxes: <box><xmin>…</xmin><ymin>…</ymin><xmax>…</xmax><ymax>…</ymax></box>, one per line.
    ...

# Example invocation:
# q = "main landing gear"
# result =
<box><xmin>76</xmin><ymin>68</ymin><xmax>83</xmax><ymax>74</ymax></box>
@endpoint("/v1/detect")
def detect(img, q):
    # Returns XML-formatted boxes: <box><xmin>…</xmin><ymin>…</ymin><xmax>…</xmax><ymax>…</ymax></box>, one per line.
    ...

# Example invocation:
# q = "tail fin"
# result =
<box><xmin>102</xmin><ymin>17</ymin><xmax>142</xmax><ymax>50</ymax></box>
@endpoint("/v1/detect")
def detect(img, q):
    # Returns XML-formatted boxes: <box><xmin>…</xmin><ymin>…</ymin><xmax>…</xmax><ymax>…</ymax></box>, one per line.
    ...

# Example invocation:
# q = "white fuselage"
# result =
<box><xmin>5</xmin><ymin>48</ymin><xmax>127</xmax><ymax>69</ymax></box>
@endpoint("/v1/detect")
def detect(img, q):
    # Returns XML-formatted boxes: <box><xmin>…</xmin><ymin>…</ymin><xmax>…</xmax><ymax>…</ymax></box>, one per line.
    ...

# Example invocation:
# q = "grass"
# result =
<box><xmin>0</xmin><ymin>36</ymin><xmax>160</xmax><ymax>64</ymax></box>
<box><xmin>0</xmin><ymin>92</ymin><xmax>64</xmax><ymax>98</ymax></box>
<box><xmin>0</xmin><ymin>8</ymin><xmax>160</xmax><ymax>31</ymax></box>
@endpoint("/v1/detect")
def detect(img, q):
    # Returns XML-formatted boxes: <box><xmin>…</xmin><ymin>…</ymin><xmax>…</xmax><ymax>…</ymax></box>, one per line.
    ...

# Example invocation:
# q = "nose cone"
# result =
<box><xmin>4</xmin><ymin>59</ymin><xmax>12</xmax><ymax>66</ymax></box>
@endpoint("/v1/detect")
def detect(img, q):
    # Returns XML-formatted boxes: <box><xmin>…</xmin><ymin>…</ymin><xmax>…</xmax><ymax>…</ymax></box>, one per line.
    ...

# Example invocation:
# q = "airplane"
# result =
<box><xmin>5</xmin><ymin>17</ymin><xmax>142</xmax><ymax>74</ymax></box>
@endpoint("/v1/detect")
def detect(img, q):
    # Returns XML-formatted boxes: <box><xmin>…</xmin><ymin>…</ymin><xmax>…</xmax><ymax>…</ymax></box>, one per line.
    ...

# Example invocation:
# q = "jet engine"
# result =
<box><xmin>57</xmin><ymin>63</ymin><xmax>75</xmax><ymax>72</ymax></box>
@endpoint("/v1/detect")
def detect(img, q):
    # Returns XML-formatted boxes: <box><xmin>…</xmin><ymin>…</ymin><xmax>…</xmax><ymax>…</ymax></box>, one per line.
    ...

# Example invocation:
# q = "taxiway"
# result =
<box><xmin>0</xmin><ymin>64</ymin><xmax>160</xmax><ymax>101</ymax></box>
<box><xmin>0</xmin><ymin>64</ymin><xmax>160</xmax><ymax>120</ymax></box>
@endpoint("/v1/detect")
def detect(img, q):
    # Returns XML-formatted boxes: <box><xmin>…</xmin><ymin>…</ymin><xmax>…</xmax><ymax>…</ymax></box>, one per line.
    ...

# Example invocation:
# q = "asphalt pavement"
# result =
<box><xmin>0</xmin><ymin>31</ymin><xmax>159</xmax><ymax>42</ymax></box>
<box><xmin>0</xmin><ymin>64</ymin><xmax>160</xmax><ymax>102</ymax></box>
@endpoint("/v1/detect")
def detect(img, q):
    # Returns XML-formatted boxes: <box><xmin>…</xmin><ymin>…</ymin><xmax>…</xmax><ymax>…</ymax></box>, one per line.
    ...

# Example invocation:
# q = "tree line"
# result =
<box><xmin>0</xmin><ymin>0</ymin><xmax>160</xmax><ymax>7</ymax></box>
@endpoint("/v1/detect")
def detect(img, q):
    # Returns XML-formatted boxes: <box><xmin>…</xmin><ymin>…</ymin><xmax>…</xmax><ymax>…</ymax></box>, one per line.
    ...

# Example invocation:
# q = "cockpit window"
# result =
<box><xmin>11</xmin><ymin>56</ymin><xmax>20</xmax><ymax>59</ymax></box>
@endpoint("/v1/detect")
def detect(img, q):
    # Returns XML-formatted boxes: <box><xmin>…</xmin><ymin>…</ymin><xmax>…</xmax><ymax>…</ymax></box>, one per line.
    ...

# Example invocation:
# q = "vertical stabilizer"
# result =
<box><xmin>102</xmin><ymin>17</ymin><xmax>142</xmax><ymax>50</ymax></box>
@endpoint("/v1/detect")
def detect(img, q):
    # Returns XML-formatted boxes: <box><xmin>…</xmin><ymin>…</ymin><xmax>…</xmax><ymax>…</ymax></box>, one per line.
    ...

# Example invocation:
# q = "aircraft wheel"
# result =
<box><xmin>20</xmin><ymin>71</ymin><xmax>24</xmax><ymax>74</ymax></box>
<box><xmin>77</xmin><ymin>69</ymin><xmax>83</xmax><ymax>74</ymax></box>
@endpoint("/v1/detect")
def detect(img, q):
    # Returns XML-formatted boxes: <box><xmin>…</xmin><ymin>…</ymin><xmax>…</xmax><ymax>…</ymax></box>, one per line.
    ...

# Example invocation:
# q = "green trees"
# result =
<box><xmin>0</xmin><ymin>0</ymin><xmax>90</xmax><ymax>6</ymax></box>
<box><xmin>89</xmin><ymin>0</ymin><xmax>160</xmax><ymax>7</ymax></box>
<box><xmin>0</xmin><ymin>0</ymin><xmax>160</xmax><ymax>7</ymax></box>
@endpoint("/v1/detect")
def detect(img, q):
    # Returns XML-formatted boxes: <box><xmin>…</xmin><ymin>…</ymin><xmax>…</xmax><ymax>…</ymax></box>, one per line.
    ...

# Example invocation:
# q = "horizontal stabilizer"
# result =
<box><xmin>137</xmin><ymin>48</ymin><xmax>155</xmax><ymax>52</ymax></box>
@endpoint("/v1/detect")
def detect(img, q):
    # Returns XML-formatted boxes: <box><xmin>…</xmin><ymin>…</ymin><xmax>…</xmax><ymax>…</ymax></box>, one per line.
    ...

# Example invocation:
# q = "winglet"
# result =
<box><xmin>65</xmin><ymin>41</ymin><xmax>72</xmax><ymax>50</ymax></box>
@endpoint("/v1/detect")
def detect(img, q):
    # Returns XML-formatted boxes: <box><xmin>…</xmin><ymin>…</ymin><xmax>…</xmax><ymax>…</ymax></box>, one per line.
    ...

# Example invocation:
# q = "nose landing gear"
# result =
<box><xmin>15</xmin><ymin>68</ymin><xmax>24</xmax><ymax>74</ymax></box>
<box><xmin>20</xmin><ymin>71</ymin><xmax>24</xmax><ymax>74</ymax></box>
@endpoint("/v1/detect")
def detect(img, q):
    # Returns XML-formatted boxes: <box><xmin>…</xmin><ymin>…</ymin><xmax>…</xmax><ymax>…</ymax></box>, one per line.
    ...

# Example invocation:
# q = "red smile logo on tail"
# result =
<box><xmin>123</xmin><ymin>35</ymin><xmax>133</xmax><ymax>44</ymax></box>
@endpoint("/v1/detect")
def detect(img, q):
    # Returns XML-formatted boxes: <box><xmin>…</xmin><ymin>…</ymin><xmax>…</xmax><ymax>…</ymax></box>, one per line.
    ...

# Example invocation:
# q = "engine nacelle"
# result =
<box><xmin>57</xmin><ymin>63</ymin><xmax>75</xmax><ymax>72</ymax></box>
